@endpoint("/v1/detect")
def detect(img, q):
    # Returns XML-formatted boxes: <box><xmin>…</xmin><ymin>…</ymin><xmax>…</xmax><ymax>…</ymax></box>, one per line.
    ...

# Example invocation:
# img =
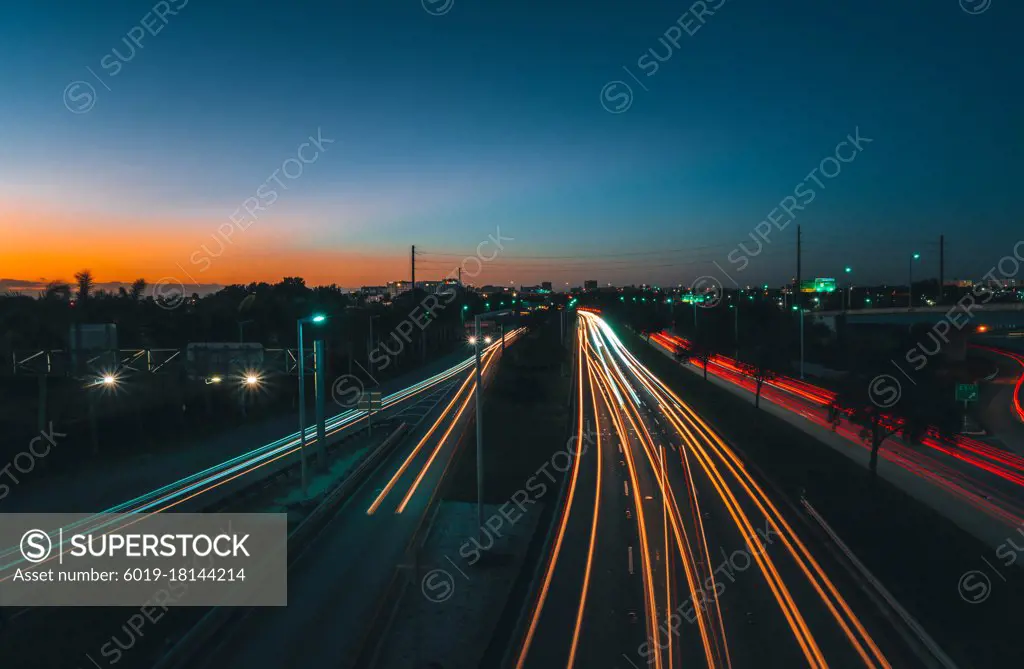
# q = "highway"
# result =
<box><xmin>649</xmin><ymin>331</ymin><xmax>1024</xmax><ymax>534</ymax></box>
<box><xmin>0</xmin><ymin>331</ymin><xmax>529</xmax><ymax>669</ymax></box>
<box><xmin>510</xmin><ymin>312</ymin><xmax>918</xmax><ymax>669</ymax></box>
<box><xmin>170</xmin><ymin>328</ymin><xmax>525</xmax><ymax>669</ymax></box>
<box><xmin>970</xmin><ymin>342</ymin><xmax>1024</xmax><ymax>455</ymax></box>
<box><xmin>0</xmin><ymin>336</ymin><xmax>521</xmax><ymax>579</ymax></box>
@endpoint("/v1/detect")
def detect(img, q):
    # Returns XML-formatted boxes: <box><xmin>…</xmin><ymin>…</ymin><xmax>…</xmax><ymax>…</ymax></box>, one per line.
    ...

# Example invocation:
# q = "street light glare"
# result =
<box><xmin>102</xmin><ymin>375</ymin><xmax>116</xmax><ymax>385</ymax></box>
<box><xmin>211</xmin><ymin>375</ymin><xmax>223</xmax><ymax>384</ymax></box>
<box><xmin>245</xmin><ymin>375</ymin><xmax>260</xmax><ymax>385</ymax></box>
<box><xmin>484</xmin><ymin>336</ymin><xmax>493</xmax><ymax>344</ymax></box>
<box><xmin>468</xmin><ymin>336</ymin><xmax>477</xmax><ymax>345</ymax></box>
<box><xmin>312</xmin><ymin>314</ymin><xmax>326</xmax><ymax>323</ymax></box>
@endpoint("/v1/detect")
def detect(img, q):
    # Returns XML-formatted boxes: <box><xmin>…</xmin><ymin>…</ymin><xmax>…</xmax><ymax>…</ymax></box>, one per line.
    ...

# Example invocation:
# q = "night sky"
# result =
<box><xmin>1</xmin><ymin>0</ymin><xmax>1020</xmax><ymax>291</ymax></box>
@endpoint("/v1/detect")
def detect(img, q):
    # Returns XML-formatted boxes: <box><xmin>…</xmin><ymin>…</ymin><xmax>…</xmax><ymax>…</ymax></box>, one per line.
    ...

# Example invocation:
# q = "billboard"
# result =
<box><xmin>800</xmin><ymin>278</ymin><xmax>836</xmax><ymax>293</ymax></box>
<box><xmin>68</xmin><ymin>324</ymin><xmax>118</xmax><ymax>373</ymax></box>
<box><xmin>185</xmin><ymin>343</ymin><xmax>264</xmax><ymax>379</ymax></box>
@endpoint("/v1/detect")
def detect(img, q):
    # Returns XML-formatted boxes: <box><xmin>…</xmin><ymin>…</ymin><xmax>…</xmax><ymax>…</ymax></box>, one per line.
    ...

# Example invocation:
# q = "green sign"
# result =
<box><xmin>799</xmin><ymin>278</ymin><xmax>836</xmax><ymax>293</ymax></box>
<box><xmin>956</xmin><ymin>383</ymin><xmax>979</xmax><ymax>402</ymax></box>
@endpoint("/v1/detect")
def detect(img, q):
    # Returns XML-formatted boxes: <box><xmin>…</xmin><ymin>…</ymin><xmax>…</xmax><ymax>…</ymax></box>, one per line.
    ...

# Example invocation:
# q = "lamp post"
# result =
<box><xmin>238</xmin><ymin>319</ymin><xmax>253</xmax><ymax>343</ymax></box>
<box><xmin>729</xmin><ymin>303</ymin><xmax>739</xmax><ymax>360</ymax></box>
<box><xmin>472</xmin><ymin>309</ymin><xmax>511</xmax><ymax>536</ymax></box>
<box><xmin>909</xmin><ymin>253</ymin><xmax>921</xmax><ymax>309</ymax></box>
<box><xmin>842</xmin><ymin>267</ymin><xmax>852</xmax><ymax>312</ymax></box>
<box><xmin>297</xmin><ymin>313</ymin><xmax>326</xmax><ymax>497</ymax></box>
<box><xmin>791</xmin><ymin>304</ymin><xmax>805</xmax><ymax>379</ymax></box>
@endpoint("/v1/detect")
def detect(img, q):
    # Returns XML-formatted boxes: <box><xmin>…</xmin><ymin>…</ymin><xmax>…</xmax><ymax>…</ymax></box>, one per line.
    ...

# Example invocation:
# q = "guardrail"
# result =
<box><xmin>802</xmin><ymin>497</ymin><xmax>960</xmax><ymax>669</ymax></box>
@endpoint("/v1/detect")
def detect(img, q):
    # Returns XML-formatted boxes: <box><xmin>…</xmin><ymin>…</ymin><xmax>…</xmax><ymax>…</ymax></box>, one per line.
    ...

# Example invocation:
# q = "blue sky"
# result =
<box><xmin>1</xmin><ymin>0</ymin><xmax>1021</xmax><ymax>288</ymax></box>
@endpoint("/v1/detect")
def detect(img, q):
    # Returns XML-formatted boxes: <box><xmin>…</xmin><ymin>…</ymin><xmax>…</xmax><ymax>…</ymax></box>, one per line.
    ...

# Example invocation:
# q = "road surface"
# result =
<box><xmin>510</xmin><ymin>313</ymin><xmax>925</xmax><ymax>669</ymax></box>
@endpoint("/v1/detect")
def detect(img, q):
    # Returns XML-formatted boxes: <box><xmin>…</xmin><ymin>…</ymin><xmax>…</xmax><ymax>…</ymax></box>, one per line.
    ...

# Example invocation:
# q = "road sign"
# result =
<box><xmin>357</xmin><ymin>391</ymin><xmax>382</xmax><ymax>411</ymax></box>
<box><xmin>956</xmin><ymin>383</ymin><xmax>979</xmax><ymax>402</ymax></box>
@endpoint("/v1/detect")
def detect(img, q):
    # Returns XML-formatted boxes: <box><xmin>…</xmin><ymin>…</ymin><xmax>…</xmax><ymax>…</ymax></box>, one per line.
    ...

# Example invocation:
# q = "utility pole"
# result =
<box><xmin>297</xmin><ymin>321</ymin><xmax>308</xmax><ymax>496</ymax></box>
<box><xmin>939</xmin><ymin>234</ymin><xmax>945</xmax><ymax>305</ymax></box>
<box><xmin>411</xmin><ymin>244</ymin><xmax>416</xmax><ymax>293</ymax></box>
<box><xmin>473</xmin><ymin>308</ymin><xmax>511</xmax><ymax>538</ymax></box>
<box><xmin>799</xmin><ymin>309</ymin><xmax>805</xmax><ymax>379</ymax></box>
<box><xmin>797</xmin><ymin>224</ymin><xmax>804</xmax><ymax>379</ymax></box>
<box><xmin>796</xmin><ymin>224</ymin><xmax>802</xmax><ymax>310</ymax></box>
<box><xmin>458</xmin><ymin>266</ymin><xmax>462</xmax><ymax>287</ymax></box>
<box><xmin>474</xmin><ymin>316</ymin><xmax>484</xmax><ymax>536</ymax></box>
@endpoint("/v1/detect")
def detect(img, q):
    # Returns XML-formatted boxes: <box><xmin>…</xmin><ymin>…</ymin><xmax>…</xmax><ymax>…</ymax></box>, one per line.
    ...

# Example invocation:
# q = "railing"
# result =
<box><xmin>6</xmin><ymin>348</ymin><xmax>307</xmax><ymax>377</ymax></box>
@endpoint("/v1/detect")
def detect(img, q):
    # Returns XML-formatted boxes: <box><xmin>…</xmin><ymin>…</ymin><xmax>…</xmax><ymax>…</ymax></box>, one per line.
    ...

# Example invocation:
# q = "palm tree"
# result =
<box><xmin>74</xmin><ymin>270</ymin><xmax>94</xmax><ymax>302</ymax></box>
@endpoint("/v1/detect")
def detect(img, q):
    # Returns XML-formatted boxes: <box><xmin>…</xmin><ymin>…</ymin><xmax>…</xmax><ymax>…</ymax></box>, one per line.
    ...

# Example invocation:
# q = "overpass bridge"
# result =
<box><xmin>809</xmin><ymin>304</ymin><xmax>1024</xmax><ymax>330</ymax></box>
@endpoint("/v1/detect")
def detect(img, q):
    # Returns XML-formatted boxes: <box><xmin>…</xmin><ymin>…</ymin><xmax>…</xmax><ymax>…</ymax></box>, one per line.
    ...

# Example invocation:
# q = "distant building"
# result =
<box><xmin>478</xmin><ymin>285</ymin><xmax>512</xmax><ymax>295</ymax></box>
<box><xmin>359</xmin><ymin>285</ymin><xmax>388</xmax><ymax>303</ymax></box>
<box><xmin>387</xmin><ymin>281</ymin><xmax>412</xmax><ymax>297</ymax></box>
<box><xmin>584</xmin><ymin>280</ymin><xmax>598</xmax><ymax>291</ymax></box>
<box><xmin>541</xmin><ymin>281</ymin><xmax>552</xmax><ymax>292</ymax></box>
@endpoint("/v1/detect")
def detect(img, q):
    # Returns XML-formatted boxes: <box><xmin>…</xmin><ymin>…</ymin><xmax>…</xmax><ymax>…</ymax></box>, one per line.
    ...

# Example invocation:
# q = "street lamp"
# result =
<box><xmin>909</xmin><ymin>253</ymin><xmax>921</xmax><ymax>309</ymax></box>
<box><xmin>843</xmin><ymin>267</ymin><xmax>852</xmax><ymax>312</ymax></box>
<box><xmin>472</xmin><ymin>308</ymin><xmax>511</xmax><ymax>538</ymax></box>
<box><xmin>729</xmin><ymin>303</ymin><xmax>739</xmax><ymax>360</ymax></box>
<box><xmin>101</xmin><ymin>374</ymin><xmax>116</xmax><ymax>386</ymax></box>
<box><xmin>297</xmin><ymin>313</ymin><xmax>327</xmax><ymax>496</ymax></box>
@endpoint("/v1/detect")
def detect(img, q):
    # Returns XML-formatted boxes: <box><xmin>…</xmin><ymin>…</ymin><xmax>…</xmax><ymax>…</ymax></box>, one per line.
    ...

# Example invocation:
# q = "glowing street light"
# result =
<box><xmin>101</xmin><ymin>375</ymin><xmax>116</xmax><ymax>386</ymax></box>
<box><xmin>297</xmin><ymin>313</ymin><xmax>328</xmax><ymax>496</ymax></box>
<box><xmin>842</xmin><ymin>266</ymin><xmax>853</xmax><ymax>312</ymax></box>
<box><xmin>244</xmin><ymin>374</ymin><xmax>260</xmax><ymax>386</ymax></box>
<box><xmin>468</xmin><ymin>336</ymin><xmax>478</xmax><ymax>345</ymax></box>
<box><xmin>484</xmin><ymin>336</ymin><xmax>493</xmax><ymax>344</ymax></box>
<box><xmin>909</xmin><ymin>252</ymin><xmax>922</xmax><ymax>309</ymax></box>
<box><xmin>210</xmin><ymin>375</ymin><xmax>223</xmax><ymax>384</ymax></box>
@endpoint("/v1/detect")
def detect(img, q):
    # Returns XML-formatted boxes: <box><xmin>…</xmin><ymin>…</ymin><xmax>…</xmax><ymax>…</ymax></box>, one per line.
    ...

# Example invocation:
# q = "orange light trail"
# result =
<box><xmin>566</xmin><ymin>359</ymin><xmax>602</xmax><ymax>668</ymax></box>
<box><xmin>366</xmin><ymin>351</ymin><xmax>489</xmax><ymax>515</ymax></box>
<box><xmin>588</xmin><ymin>313</ymin><xmax>892</xmax><ymax>668</ymax></box>
<box><xmin>587</xmin><ymin>348</ymin><xmax>665</xmax><ymax>669</ymax></box>
<box><xmin>633</xmin><ymin>342</ymin><xmax>888</xmax><ymax>667</ymax></box>
<box><xmin>394</xmin><ymin>347</ymin><xmax>501</xmax><ymax>513</ymax></box>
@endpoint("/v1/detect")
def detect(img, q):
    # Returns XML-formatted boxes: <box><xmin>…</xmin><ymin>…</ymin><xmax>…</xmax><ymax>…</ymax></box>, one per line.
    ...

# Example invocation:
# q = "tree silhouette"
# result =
<box><xmin>42</xmin><ymin>281</ymin><xmax>71</xmax><ymax>301</ymax></box>
<box><xmin>74</xmin><ymin>270</ymin><xmax>94</xmax><ymax>302</ymax></box>
<box><xmin>129</xmin><ymin>278</ymin><xmax>147</xmax><ymax>301</ymax></box>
